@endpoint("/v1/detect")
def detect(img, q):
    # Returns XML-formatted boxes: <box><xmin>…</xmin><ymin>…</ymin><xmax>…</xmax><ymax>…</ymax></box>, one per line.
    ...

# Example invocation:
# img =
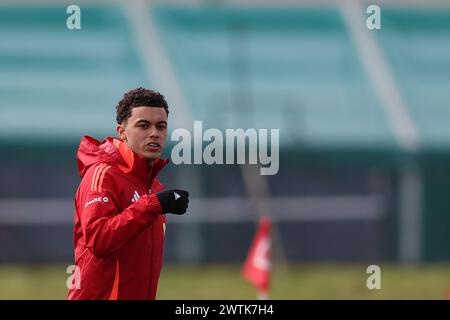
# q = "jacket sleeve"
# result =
<box><xmin>77</xmin><ymin>168</ymin><xmax>162</xmax><ymax>258</ymax></box>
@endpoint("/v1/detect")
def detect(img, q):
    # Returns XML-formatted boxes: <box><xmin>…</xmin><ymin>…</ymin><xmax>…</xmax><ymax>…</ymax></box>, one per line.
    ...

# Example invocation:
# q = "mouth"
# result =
<box><xmin>145</xmin><ymin>142</ymin><xmax>161</xmax><ymax>151</ymax></box>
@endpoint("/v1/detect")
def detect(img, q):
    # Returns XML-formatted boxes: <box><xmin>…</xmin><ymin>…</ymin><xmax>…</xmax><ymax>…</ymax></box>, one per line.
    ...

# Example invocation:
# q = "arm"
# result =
<box><xmin>77</xmin><ymin>168</ymin><xmax>189</xmax><ymax>259</ymax></box>
<box><xmin>79</xmin><ymin>187</ymin><xmax>162</xmax><ymax>258</ymax></box>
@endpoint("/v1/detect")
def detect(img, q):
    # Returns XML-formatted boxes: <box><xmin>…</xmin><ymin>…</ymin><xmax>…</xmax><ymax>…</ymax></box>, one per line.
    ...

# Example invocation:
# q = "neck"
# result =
<box><xmin>146</xmin><ymin>159</ymin><xmax>155</xmax><ymax>168</ymax></box>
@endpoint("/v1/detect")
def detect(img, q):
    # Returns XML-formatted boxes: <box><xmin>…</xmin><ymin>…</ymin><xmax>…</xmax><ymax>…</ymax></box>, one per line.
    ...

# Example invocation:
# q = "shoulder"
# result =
<box><xmin>77</xmin><ymin>164</ymin><xmax>127</xmax><ymax>208</ymax></box>
<box><xmin>80</xmin><ymin>164</ymin><xmax>123</xmax><ymax>193</ymax></box>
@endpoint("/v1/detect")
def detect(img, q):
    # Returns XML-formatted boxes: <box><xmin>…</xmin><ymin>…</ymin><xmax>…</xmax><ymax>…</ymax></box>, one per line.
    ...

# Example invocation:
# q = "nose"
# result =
<box><xmin>149</xmin><ymin>125</ymin><xmax>160</xmax><ymax>139</ymax></box>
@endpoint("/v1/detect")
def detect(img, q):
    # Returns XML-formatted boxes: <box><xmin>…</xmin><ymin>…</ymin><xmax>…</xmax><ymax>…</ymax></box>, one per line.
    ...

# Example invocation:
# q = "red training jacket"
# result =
<box><xmin>67</xmin><ymin>136</ymin><xmax>169</xmax><ymax>300</ymax></box>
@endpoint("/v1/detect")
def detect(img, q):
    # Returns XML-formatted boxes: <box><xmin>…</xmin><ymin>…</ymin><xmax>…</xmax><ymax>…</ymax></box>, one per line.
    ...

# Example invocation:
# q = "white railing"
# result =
<box><xmin>0</xmin><ymin>195</ymin><xmax>385</xmax><ymax>224</ymax></box>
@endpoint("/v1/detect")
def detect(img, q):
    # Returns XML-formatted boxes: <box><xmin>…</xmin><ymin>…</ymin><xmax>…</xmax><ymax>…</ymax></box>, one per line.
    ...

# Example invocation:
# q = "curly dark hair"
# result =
<box><xmin>116</xmin><ymin>87</ymin><xmax>169</xmax><ymax>124</ymax></box>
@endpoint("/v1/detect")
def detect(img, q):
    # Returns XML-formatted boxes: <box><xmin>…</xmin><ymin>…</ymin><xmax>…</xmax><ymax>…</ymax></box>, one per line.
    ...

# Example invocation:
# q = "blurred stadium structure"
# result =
<box><xmin>0</xmin><ymin>0</ymin><xmax>450</xmax><ymax>271</ymax></box>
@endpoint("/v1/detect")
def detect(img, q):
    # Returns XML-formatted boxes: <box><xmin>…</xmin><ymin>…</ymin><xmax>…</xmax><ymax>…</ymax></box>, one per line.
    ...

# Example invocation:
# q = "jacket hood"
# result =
<box><xmin>77</xmin><ymin>136</ymin><xmax>169</xmax><ymax>180</ymax></box>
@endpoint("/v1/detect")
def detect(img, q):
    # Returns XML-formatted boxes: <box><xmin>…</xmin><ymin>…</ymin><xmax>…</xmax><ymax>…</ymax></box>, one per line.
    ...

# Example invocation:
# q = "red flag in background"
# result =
<box><xmin>242</xmin><ymin>216</ymin><xmax>272</xmax><ymax>299</ymax></box>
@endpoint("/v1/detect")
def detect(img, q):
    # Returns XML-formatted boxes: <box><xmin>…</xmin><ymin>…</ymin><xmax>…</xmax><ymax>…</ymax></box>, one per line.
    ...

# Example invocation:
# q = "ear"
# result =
<box><xmin>116</xmin><ymin>124</ymin><xmax>126</xmax><ymax>141</ymax></box>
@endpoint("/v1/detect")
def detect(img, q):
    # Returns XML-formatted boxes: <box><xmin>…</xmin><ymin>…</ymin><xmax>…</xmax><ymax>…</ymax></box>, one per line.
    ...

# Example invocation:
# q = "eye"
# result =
<box><xmin>157</xmin><ymin>124</ymin><xmax>167</xmax><ymax>130</ymax></box>
<box><xmin>140</xmin><ymin>123</ymin><xmax>149</xmax><ymax>129</ymax></box>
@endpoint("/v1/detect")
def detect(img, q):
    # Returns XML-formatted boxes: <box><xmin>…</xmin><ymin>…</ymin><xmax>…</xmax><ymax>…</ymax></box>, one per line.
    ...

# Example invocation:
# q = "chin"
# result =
<box><xmin>143</xmin><ymin>151</ymin><xmax>160</xmax><ymax>162</ymax></box>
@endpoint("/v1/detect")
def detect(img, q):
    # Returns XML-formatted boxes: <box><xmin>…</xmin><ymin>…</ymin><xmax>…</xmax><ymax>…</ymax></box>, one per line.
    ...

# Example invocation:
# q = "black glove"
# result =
<box><xmin>156</xmin><ymin>189</ymin><xmax>189</xmax><ymax>215</ymax></box>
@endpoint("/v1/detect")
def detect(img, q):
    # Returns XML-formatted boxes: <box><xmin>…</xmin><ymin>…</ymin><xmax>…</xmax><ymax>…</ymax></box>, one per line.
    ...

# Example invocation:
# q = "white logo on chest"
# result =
<box><xmin>131</xmin><ymin>190</ymin><xmax>140</xmax><ymax>203</ymax></box>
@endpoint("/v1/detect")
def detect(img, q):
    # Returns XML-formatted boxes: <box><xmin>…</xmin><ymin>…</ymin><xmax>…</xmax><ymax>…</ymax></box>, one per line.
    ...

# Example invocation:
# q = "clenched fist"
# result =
<box><xmin>156</xmin><ymin>189</ymin><xmax>189</xmax><ymax>215</ymax></box>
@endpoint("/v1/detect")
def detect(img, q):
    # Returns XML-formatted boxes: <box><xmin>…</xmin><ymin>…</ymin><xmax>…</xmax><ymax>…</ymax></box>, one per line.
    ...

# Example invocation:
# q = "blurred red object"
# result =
<box><xmin>242</xmin><ymin>216</ymin><xmax>272</xmax><ymax>299</ymax></box>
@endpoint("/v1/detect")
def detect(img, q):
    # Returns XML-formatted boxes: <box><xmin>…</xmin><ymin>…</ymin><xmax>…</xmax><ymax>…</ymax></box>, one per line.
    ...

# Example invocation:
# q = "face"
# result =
<box><xmin>117</xmin><ymin>106</ymin><xmax>168</xmax><ymax>164</ymax></box>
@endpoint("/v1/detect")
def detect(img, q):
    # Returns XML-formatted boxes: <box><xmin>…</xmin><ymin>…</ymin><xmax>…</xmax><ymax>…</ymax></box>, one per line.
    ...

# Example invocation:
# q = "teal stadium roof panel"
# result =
<box><xmin>152</xmin><ymin>7</ymin><xmax>397</xmax><ymax>150</ymax></box>
<box><xmin>376</xmin><ymin>9</ymin><xmax>450</xmax><ymax>150</ymax></box>
<box><xmin>1</xmin><ymin>4</ymin><xmax>448</xmax><ymax>154</ymax></box>
<box><xmin>0</xmin><ymin>5</ymin><xmax>150</xmax><ymax>142</ymax></box>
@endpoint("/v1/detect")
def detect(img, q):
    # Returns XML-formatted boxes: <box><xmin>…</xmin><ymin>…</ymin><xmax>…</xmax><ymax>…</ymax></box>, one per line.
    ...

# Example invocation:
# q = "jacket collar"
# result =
<box><xmin>110</xmin><ymin>137</ymin><xmax>170</xmax><ymax>182</ymax></box>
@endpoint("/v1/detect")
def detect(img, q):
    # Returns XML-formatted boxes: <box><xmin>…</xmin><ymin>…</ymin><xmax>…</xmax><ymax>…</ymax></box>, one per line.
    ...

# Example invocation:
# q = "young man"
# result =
<box><xmin>67</xmin><ymin>87</ymin><xmax>189</xmax><ymax>300</ymax></box>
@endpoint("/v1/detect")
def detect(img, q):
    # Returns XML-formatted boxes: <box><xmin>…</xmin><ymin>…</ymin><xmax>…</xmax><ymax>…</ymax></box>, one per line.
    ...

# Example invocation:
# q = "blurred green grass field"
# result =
<box><xmin>0</xmin><ymin>264</ymin><xmax>449</xmax><ymax>299</ymax></box>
